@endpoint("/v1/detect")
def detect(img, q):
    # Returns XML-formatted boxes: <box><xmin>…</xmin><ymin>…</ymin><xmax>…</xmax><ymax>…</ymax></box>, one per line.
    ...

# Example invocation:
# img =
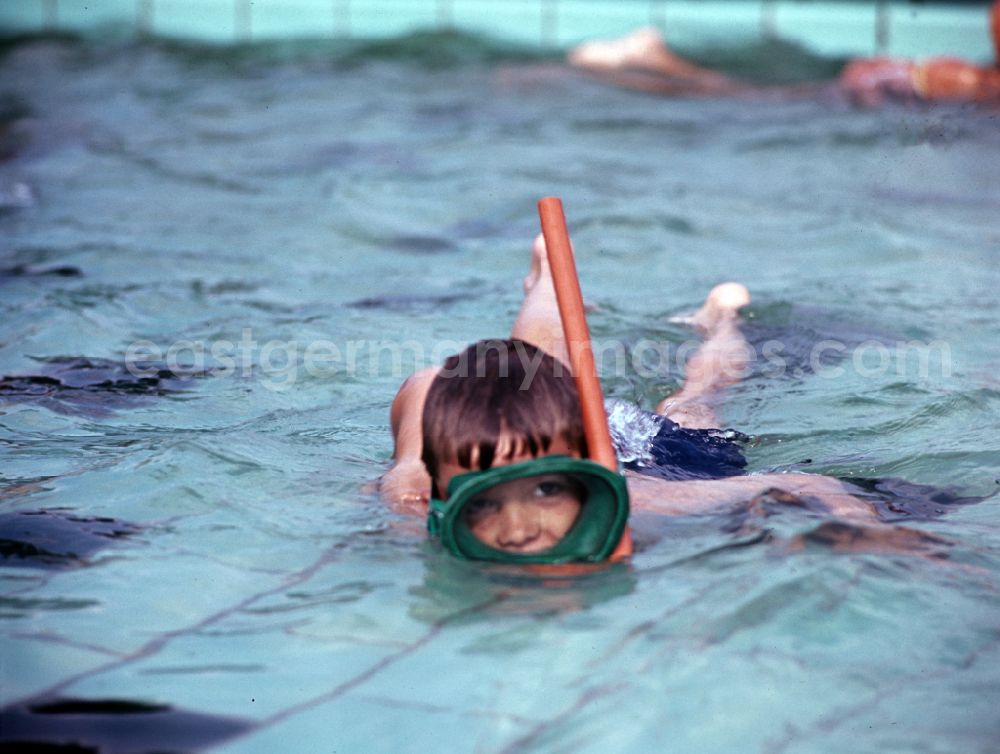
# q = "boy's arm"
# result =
<box><xmin>380</xmin><ymin>367</ymin><xmax>439</xmax><ymax>511</ymax></box>
<box><xmin>625</xmin><ymin>472</ymin><xmax>952</xmax><ymax>558</ymax></box>
<box><xmin>625</xmin><ymin>472</ymin><xmax>879</xmax><ymax>520</ymax></box>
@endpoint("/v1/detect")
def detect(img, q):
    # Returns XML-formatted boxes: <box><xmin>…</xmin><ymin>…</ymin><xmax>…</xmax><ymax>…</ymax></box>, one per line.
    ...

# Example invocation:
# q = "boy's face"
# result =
<box><xmin>435</xmin><ymin>437</ymin><xmax>585</xmax><ymax>554</ymax></box>
<box><xmin>461</xmin><ymin>473</ymin><xmax>584</xmax><ymax>554</ymax></box>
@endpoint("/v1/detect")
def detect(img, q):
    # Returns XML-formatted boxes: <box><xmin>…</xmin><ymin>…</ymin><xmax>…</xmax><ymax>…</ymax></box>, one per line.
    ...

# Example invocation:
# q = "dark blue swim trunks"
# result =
<box><xmin>606</xmin><ymin>399</ymin><xmax>747</xmax><ymax>481</ymax></box>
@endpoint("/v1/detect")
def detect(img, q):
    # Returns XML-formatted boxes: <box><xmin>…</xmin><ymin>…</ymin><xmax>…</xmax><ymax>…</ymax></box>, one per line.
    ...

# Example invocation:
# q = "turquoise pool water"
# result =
<box><xmin>1</xmin><ymin>33</ymin><xmax>999</xmax><ymax>753</ymax></box>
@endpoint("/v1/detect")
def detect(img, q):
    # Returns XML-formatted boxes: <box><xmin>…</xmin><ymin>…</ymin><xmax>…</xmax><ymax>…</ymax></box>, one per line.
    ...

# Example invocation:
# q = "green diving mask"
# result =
<box><xmin>427</xmin><ymin>455</ymin><xmax>630</xmax><ymax>564</ymax></box>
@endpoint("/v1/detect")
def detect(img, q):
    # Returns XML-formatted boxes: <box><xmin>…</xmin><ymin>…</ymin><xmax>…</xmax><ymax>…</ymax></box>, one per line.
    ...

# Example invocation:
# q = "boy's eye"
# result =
<box><xmin>534</xmin><ymin>480</ymin><xmax>566</xmax><ymax>497</ymax></box>
<box><xmin>464</xmin><ymin>498</ymin><xmax>500</xmax><ymax>524</ymax></box>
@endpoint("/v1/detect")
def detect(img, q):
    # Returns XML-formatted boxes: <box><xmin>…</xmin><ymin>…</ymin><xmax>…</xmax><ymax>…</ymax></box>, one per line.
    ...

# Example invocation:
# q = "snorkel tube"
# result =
<box><xmin>538</xmin><ymin>197</ymin><xmax>633</xmax><ymax>560</ymax></box>
<box><xmin>537</xmin><ymin>198</ymin><xmax>617</xmax><ymax>470</ymax></box>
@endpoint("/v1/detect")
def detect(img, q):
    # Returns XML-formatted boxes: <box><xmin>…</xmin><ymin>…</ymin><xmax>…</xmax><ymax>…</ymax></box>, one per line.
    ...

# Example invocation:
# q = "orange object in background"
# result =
<box><xmin>838</xmin><ymin>1</ymin><xmax>1000</xmax><ymax>105</ymax></box>
<box><xmin>914</xmin><ymin>57</ymin><xmax>985</xmax><ymax>101</ymax></box>
<box><xmin>537</xmin><ymin>197</ymin><xmax>633</xmax><ymax>560</ymax></box>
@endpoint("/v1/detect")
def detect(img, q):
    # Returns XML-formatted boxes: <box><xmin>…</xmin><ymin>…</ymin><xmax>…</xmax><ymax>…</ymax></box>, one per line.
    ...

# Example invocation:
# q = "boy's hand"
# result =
<box><xmin>379</xmin><ymin>461</ymin><xmax>431</xmax><ymax>513</ymax></box>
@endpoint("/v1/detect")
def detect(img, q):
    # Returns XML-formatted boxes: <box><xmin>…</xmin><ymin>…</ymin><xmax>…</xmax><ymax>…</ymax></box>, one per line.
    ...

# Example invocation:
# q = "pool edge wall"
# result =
<box><xmin>0</xmin><ymin>0</ymin><xmax>993</xmax><ymax>61</ymax></box>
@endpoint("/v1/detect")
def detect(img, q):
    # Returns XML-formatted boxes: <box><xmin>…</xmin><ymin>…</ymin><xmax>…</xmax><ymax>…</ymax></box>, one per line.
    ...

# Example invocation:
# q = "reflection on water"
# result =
<box><xmin>0</xmin><ymin>30</ymin><xmax>998</xmax><ymax>754</ymax></box>
<box><xmin>410</xmin><ymin>545</ymin><xmax>638</xmax><ymax>624</ymax></box>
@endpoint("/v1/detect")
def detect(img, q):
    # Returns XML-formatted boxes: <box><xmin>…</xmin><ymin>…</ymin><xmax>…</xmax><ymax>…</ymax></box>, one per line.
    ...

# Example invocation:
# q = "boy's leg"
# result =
<box><xmin>656</xmin><ymin>282</ymin><xmax>751</xmax><ymax>429</ymax></box>
<box><xmin>510</xmin><ymin>234</ymin><xmax>571</xmax><ymax>366</ymax></box>
<box><xmin>512</xmin><ymin>234</ymin><xmax>751</xmax><ymax>429</ymax></box>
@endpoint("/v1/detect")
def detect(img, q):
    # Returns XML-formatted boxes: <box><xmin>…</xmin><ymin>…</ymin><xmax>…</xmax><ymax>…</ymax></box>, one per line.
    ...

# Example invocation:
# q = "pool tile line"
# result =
<box><xmin>148</xmin><ymin>542</ymin><xmax>299</xmax><ymax>577</ymax></box>
<box><xmin>494</xmin><ymin>681</ymin><xmax>631</xmax><ymax>754</ymax></box>
<box><xmin>582</xmin><ymin>578</ymin><xmax>721</xmax><ymax>674</ymax></box>
<box><xmin>957</xmin><ymin>629</ymin><xmax>1000</xmax><ymax>672</ymax></box>
<box><xmin>243</xmin><ymin>591</ymin><xmax>512</xmax><ymax>736</ymax></box>
<box><xmin>8</xmin><ymin>630</ymin><xmax>127</xmax><ymax>659</ymax></box>
<box><xmin>583</xmin><ymin>556</ymin><xmax>856</xmax><ymax>679</ymax></box>
<box><xmin>5</xmin><ymin>542</ymin><xmax>344</xmax><ymax>709</ymax></box>
<box><xmin>285</xmin><ymin>623</ymin><xmax>412</xmax><ymax>650</ymax></box>
<box><xmin>758</xmin><ymin>618</ymin><xmax>1000</xmax><ymax>753</ymax></box>
<box><xmin>7</xmin><ymin>548</ymin><xmax>516</xmax><ymax>745</ymax></box>
<box><xmin>759</xmin><ymin>673</ymin><xmax>928</xmax><ymax>754</ymax></box>
<box><xmin>351</xmin><ymin>692</ymin><xmax>538</xmax><ymax>728</ymax></box>
<box><xmin>635</xmin><ymin>528</ymin><xmax>773</xmax><ymax>576</ymax></box>
<box><xmin>1</xmin><ymin>567</ymin><xmax>60</xmax><ymax>598</ymax></box>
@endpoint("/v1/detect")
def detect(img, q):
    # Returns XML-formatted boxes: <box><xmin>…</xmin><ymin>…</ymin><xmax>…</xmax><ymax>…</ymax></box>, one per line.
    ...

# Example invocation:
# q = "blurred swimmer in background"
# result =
<box><xmin>568</xmin><ymin>0</ymin><xmax>1000</xmax><ymax>106</ymax></box>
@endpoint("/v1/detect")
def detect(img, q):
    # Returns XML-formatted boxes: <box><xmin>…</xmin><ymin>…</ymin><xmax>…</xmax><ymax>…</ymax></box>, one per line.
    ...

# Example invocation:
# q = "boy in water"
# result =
<box><xmin>381</xmin><ymin>234</ymin><xmax>888</xmax><ymax>562</ymax></box>
<box><xmin>567</xmin><ymin>1</ymin><xmax>1000</xmax><ymax>107</ymax></box>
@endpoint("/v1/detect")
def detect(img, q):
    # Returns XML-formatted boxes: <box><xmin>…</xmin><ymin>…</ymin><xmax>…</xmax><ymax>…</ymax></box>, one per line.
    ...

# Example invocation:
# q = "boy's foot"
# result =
<box><xmin>568</xmin><ymin>27</ymin><xmax>668</xmax><ymax>73</ymax></box>
<box><xmin>523</xmin><ymin>233</ymin><xmax>598</xmax><ymax>311</ymax></box>
<box><xmin>523</xmin><ymin>233</ymin><xmax>551</xmax><ymax>295</ymax></box>
<box><xmin>689</xmin><ymin>282</ymin><xmax>751</xmax><ymax>332</ymax></box>
<box><xmin>569</xmin><ymin>27</ymin><xmax>739</xmax><ymax>95</ymax></box>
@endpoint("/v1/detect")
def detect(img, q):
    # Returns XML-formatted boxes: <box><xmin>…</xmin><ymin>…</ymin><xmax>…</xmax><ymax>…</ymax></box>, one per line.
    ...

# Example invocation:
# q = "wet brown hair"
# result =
<box><xmin>421</xmin><ymin>339</ymin><xmax>587</xmax><ymax>497</ymax></box>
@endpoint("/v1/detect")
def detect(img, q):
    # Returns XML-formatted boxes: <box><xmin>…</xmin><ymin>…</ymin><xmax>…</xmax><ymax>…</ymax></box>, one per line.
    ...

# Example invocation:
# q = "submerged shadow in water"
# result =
<box><xmin>0</xmin><ymin>356</ymin><xmax>211</xmax><ymax>417</ymax></box>
<box><xmin>0</xmin><ymin>509</ymin><xmax>141</xmax><ymax>570</ymax></box>
<box><xmin>348</xmin><ymin>291</ymin><xmax>471</xmax><ymax>312</ymax></box>
<box><xmin>740</xmin><ymin>301</ymin><xmax>903</xmax><ymax>381</ymax></box>
<box><xmin>0</xmin><ymin>264</ymin><xmax>83</xmax><ymax>280</ymax></box>
<box><xmin>717</xmin><ymin>481</ymin><xmax>990</xmax><ymax>559</ymax></box>
<box><xmin>795</xmin><ymin>519</ymin><xmax>952</xmax><ymax>558</ymax></box>
<box><xmin>0</xmin><ymin>697</ymin><xmax>254</xmax><ymax>753</ymax></box>
<box><xmin>846</xmin><ymin>476</ymin><xmax>991</xmax><ymax>521</ymax></box>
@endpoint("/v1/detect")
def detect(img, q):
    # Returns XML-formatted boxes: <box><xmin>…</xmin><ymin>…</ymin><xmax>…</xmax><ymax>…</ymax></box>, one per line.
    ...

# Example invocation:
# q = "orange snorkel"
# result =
<box><xmin>538</xmin><ymin>197</ymin><xmax>634</xmax><ymax>560</ymax></box>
